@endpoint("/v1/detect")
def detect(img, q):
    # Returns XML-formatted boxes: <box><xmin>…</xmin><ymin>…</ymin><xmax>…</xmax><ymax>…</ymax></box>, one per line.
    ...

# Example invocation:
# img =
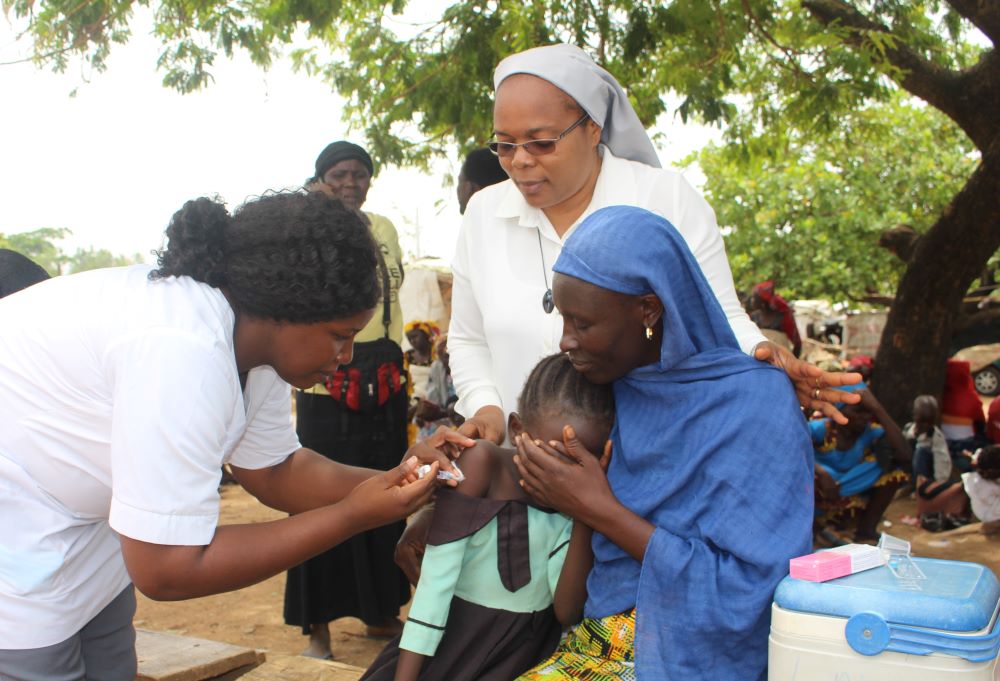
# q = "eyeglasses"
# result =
<box><xmin>487</xmin><ymin>113</ymin><xmax>590</xmax><ymax>157</ymax></box>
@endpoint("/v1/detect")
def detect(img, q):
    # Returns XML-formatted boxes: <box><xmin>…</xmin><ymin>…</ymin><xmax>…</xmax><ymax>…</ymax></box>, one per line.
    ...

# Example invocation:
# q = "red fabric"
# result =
<box><xmin>376</xmin><ymin>362</ymin><xmax>402</xmax><ymax>406</ymax></box>
<box><xmin>942</xmin><ymin>359</ymin><xmax>985</xmax><ymax>424</ymax></box>
<box><xmin>847</xmin><ymin>355</ymin><xmax>873</xmax><ymax>372</ymax></box>
<box><xmin>987</xmin><ymin>398</ymin><xmax>1000</xmax><ymax>444</ymax></box>
<box><xmin>752</xmin><ymin>281</ymin><xmax>801</xmax><ymax>351</ymax></box>
<box><xmin>345</xmin><ymin>368</ymin><xmax>361</xmax><ymax>410</ymax></box>
<box><xmin>326</xmin><ymin>372</ymin><xmax>345</xmax><ymax>400</ymax></box>
<box><xmin>326</xmin><ymin>368</ymin><xmax>361</xmax><ymax>410</ymax></box>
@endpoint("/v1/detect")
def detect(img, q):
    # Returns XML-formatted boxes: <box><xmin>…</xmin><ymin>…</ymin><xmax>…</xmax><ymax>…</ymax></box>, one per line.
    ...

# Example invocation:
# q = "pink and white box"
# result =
<box><xmin>789</xmin><ymin>544</ymin><xmax>885</xmax><ymax>583</ymax></box>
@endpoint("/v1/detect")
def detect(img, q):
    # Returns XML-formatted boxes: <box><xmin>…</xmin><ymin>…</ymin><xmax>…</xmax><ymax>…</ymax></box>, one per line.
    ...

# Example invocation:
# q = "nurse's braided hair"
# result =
<box><xmin>517</xmin><ymin>353</ymin><xmax>615</xmax><ymax>431</ymax></box>
<box><xmin>151</xmin><ymin>192</ymin><xmax>382</xmax><ymax>323</ymax></box>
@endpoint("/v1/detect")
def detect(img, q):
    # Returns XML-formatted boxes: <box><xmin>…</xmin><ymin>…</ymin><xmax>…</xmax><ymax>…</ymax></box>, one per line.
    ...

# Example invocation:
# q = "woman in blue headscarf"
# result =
<box><xmin>515</xmin><ymin>206</ymin><xmax>814</xmax><ymax>680</ymax></box>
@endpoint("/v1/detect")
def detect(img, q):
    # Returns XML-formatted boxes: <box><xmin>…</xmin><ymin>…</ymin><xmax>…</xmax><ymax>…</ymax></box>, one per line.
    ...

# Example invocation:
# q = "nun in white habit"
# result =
<box><xmin>394</xmin><ymin>42</ymin><xmax>861</xmax><ymax>584</ymax></box>
<box><xmin>445</xmin><ymin>44</ymin><xmax>856</xmax><ymax>443</ymax></box>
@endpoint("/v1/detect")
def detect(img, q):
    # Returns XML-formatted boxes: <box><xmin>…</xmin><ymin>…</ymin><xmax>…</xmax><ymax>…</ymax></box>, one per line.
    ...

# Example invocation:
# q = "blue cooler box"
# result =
<box><xmin>768</xmin><ymin>557</ymin><xmax>1000</xmax><ymax>680</ymax></box>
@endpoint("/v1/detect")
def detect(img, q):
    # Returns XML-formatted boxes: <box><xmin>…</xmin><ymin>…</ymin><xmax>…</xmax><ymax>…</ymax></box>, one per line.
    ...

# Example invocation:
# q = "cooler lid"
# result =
<box><xmin>774</xmin><ymin>557</ymin><xmax>1000</xmax><ymax>632</ymax></box>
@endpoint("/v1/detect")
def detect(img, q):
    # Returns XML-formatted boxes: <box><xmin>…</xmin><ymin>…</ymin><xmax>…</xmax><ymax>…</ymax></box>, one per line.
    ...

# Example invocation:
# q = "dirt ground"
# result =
<box><xmin>134</xmin><ymin>485</ymin><xmax>1000</xmax><ymax>670</ymax></box>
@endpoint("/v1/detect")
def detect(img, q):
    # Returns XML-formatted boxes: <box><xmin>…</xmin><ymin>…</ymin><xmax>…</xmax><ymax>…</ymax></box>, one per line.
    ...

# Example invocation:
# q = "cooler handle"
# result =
<box><xmin>845</xmin><ymin>611</ymin><xmax>1000</xmax><ymax>663</ymax></box>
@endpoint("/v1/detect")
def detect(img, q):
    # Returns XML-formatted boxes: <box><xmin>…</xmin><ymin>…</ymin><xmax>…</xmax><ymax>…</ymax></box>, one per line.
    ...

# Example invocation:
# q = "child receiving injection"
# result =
<box><xmin>361</xmin><ymin>353</ymin><xmax>614</xmax><ymax>681</ymax></box>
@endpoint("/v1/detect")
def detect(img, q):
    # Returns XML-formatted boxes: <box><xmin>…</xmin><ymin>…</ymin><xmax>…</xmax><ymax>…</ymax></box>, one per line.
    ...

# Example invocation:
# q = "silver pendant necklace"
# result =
<box><xmin>536</xmin><ymin>228</ymin><xmax>555</xmax><ymax>314</ymax></box>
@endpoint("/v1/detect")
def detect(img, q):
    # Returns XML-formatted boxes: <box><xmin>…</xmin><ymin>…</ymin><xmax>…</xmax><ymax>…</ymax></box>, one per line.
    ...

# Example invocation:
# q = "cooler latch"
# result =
<box><xmin>845</xmin><ymin>611</ymin><xmax>1000</xmax><ymax>663</ymax></box>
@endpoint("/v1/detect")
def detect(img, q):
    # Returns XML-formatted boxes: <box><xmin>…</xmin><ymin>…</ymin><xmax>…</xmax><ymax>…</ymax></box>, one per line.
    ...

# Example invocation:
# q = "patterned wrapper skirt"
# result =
<box><xmin>518</xmin><ymin>609</ymin><xmax>636</xmax><ymax>680</ymax></box>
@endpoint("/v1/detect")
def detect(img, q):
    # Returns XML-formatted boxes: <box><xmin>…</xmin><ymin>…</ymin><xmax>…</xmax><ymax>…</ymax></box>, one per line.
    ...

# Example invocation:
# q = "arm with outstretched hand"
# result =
<box><xmin>753</xmin><ymin>341</ymin><xmax>863</xmax><ymax>424</ymax></box>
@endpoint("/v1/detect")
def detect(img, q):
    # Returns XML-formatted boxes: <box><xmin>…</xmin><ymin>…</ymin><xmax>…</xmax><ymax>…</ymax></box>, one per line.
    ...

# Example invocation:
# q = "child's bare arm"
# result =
<box><xmin>859</xmin><ymin>389</ymin><xmax>911</xmax><ymax>464</ymax></box>
<box><xmin>451</xmin><ymin>441</ymin><xmax>495</xmax><ymax>498</ymax></box>
<box><xmin>393</xmin><ymin>649</ymin><xmax>425</xmax><ymax>681</ymax></box>
<box><xmin>553</xmin><ymin>520</ymin><xmax>594</xmax><ymax>627</ymax></box>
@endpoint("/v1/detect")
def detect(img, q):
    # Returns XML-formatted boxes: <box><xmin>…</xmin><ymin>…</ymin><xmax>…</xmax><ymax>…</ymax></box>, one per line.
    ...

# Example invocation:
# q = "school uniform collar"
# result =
<box><xmin>493</xmin><ymin>146</ymin><xmax>641</xmax><ymax>242</ymax></box>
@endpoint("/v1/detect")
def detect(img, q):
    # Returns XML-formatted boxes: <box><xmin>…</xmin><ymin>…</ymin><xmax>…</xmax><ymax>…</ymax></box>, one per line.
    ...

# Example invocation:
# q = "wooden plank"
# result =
<box><xmin>135</xmin><ymin>629</ymin><xmax>264</xmax><ymax>681</ymax></box>
<box><xmin>236</xmin><ymin>654</ymin><xmax>364</xmax><ymax>681</ymax></box>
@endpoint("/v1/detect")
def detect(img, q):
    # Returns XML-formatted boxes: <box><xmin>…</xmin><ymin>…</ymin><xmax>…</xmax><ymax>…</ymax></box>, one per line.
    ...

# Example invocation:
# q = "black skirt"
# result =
<box><xmin>283</xmin><ymin>388</ymin><xmax>411</xmax><ymax>631</ymax></box>
<box><xmin>361</xmin><ymin>597</ymin><xmax>563</xmax><ymax>681</ymax></box>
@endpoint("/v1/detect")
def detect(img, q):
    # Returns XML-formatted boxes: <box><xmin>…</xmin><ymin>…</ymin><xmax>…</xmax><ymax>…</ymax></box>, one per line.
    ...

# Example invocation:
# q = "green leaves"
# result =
<box><xmin>5</xmin><ymin>0</ymin><xmax>991</xmax><ymax>168</ymax></box>
<box><xmin>0</xmin><ymin>228</ymin><xmax>143</xmax><ymax>275</ymax></box>
<box><xmin>0</xmin><ymin>228</ymin><xmax>70</xmax><ymax>276</ymax></box>
<box><xmin>694</xmin><ymin>92</ymin><xmax>978</xmax><ymax>302</ymax></box>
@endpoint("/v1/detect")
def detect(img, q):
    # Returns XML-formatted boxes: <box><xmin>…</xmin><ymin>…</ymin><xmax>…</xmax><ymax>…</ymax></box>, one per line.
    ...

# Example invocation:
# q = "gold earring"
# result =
<box><xmin>645</xmin><ymin>326</ymin><xmax>653</xmax><ymax>340</ymax></box>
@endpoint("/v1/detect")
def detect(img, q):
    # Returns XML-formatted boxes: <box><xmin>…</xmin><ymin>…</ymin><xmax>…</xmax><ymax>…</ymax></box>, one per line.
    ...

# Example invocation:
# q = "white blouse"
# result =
<box><xmin>963</xmin><ymin>471</ymin><xmax>1000</xmax><ymax>524</ymax></box>
<box><xmin>0</xmin><ymin>266</ymin><xmax>299</xmax><ymax>648</ymax></box>
<box><xmin>449</xmin><ymin>147</ymin><xmax>763</xmax><ymax>425</ymax></box>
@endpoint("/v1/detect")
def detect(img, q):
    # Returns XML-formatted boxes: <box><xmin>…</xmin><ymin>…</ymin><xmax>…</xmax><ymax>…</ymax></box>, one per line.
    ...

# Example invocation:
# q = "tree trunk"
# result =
<box><xmin>873</xmin><ymin>137</ymin><xmax>1000</xmax><ymax>424</ymax></box>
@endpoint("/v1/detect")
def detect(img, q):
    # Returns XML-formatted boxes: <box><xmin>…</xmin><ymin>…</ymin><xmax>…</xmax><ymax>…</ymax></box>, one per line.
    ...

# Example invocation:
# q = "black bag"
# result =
<box><xmin>324</xmin><ymin>262</ymin><xmax>405</xmax><ymax>413</ymax></box>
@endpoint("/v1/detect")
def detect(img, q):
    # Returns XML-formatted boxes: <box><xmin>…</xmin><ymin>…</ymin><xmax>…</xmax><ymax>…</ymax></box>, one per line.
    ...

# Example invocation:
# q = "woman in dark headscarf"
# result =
<box><xmin>514</xmin><ymin>206</ymin><xmax>813</xmax><ymax>680</ymax></box>
<box><xmin>283</xmin><ymin>141</ymin><xmax>412</xmax><ymax>659</ymax></box>
<box><xmin>0</xmin><ymin>249</ymin><xmax>50</xmax><ymax>298</ymax></box>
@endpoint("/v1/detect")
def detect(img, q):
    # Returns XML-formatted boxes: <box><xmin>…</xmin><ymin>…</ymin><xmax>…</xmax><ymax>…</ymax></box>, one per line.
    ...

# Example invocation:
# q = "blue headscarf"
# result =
<box><xmin>553</xmin><ymin>206</ymin><xmax>813</xmax><ymax>680</ymax></box>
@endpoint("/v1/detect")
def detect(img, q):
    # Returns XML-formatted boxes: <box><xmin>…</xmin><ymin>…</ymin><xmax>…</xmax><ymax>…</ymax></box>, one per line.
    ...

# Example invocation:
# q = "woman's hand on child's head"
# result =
<box><xmin>514</xmin><ymin>428</ymin><xmax>616</xmax><ymax>525</ymax></box>
<box><xmin>345</xmin><ymin>457</ymin><xmax>438</xmax><ymax>532</ymax></box>
<box><xmin>401</xmin><ymin>427</ymin><xmax>475</xmax><ymax>486</ymax></box>
<box><xmin>754</xmin><ymin>341</ymin><xmax>862</xmax><ymax>425</ymax></box>
<box><xmin>542</xmin><ymin>426</ymin><xmax>612</xmax><ymax>472</ymax></box>
<box><xmin>599</xmin><ymin>439</ymin><xmax>612</xmax><ymax>472</ymax></box>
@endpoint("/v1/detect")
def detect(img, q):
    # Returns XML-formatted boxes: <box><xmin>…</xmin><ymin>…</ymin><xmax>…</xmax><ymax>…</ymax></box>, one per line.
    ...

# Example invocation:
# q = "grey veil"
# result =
<box><xmin>494</xmin><ymin>44</ymin><xmax>661</xmax><ymax>168</ymax></box>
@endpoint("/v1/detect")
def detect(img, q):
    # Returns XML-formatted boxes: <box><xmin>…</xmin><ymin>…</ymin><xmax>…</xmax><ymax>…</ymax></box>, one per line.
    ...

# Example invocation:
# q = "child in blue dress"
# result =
<box><xmin>361</xmin><ymin>353</ymin><xmax>614</xmax><ymax>681</ymax></box>
<box><xmin>810</xmin><ymin>382</ymin><xmax>911</xmax><ymax>542</ymax></box>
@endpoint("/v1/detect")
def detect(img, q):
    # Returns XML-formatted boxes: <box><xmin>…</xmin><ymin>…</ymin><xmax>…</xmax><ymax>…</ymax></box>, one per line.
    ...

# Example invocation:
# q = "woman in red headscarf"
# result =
<box><xmin>749</xmin><ymin>281</ymin><xmax>802</xmax><ymax>357</ymax></box>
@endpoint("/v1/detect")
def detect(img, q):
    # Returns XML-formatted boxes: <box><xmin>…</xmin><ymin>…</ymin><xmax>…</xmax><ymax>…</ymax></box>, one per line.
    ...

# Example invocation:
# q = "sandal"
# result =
<box><xmin>944</xmin><ymin>514</ymin><xmax>974</xmax><ymax>530</ymax></box>
<box><xmin>920</xmin><ymin>512</ymin><xmax>944</xmax><ymax>532</ymax></box>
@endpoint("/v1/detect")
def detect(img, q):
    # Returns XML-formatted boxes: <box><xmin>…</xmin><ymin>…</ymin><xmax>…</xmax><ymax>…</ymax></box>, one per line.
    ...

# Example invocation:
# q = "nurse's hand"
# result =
<box><xmin>400</xmin><ymin>427</ymin><xmax>475</xmax><ymax>486</ymax></box>
<box><xmin>753</xmin><ymin>341</ymin><xmax>863</xmax><ymax>424</ymax></box>
<box><xmin>344</xmin><ymin>457</ymin><xmax>439</xmax><ymax>531</ymax></box>
<box><xmin>456</xmin><ymin>406</ymin><xmax>505</xmax><ymax>445</ymax></box>
<box><xmin>514</xmin><ymin>426</ymin><xmax>614</xmax><ymax>524</ymax></box>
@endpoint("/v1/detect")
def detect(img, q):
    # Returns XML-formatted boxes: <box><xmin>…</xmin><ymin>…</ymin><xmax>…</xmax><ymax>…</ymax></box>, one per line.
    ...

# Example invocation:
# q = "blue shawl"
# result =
<box><xmin>554</xmin><ymin>206</ymin><xmax>813</xmax><ymax>680</ymax></box>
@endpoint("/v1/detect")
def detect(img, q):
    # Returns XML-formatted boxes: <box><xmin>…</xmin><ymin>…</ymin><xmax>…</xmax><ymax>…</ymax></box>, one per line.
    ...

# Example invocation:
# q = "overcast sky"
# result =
<box><xmin>0</xmin><ymin>9</ymin><xmax>719</xmax><ymax>264</ymax></box>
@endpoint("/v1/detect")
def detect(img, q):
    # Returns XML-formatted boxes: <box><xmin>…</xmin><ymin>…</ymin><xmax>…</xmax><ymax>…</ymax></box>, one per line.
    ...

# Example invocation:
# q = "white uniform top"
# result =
<box><xmin>0</xmin><ymin>266</ymin><xmax>299</xmax><ymax>649</ymax></box>
<box><xmin>962</xmin><ymin>472</ymin><xmax>1000</xmax><ymax>524</ymax></box>
<box><xmin>449</xmin><ymin>146</ymin><xmax>763</xmax><ymax>424</ymax></box>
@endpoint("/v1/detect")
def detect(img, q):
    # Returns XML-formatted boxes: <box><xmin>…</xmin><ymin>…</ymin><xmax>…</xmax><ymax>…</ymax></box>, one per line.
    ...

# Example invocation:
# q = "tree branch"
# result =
<box><xmin>944</xmin><ymin>0</ymin><xmax>1000</xmax><ymax>45</ymax></box>
<box><xmin>802</xmin><ymin>0</ymin><xmax>998</xmax><ymax>150</ymax></box>
<box><xmin>740</xmin><ymin>0</ymin><xmax>814</xmax><ymax>82</ymax></box>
